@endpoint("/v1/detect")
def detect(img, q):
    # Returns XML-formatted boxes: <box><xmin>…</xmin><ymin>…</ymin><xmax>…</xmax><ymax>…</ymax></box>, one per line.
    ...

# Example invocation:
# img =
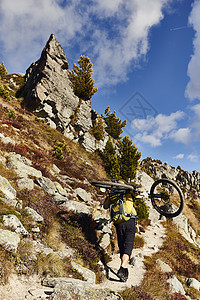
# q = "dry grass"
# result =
<box><xmin>36</xmin><ymin>252</ymin><xmax>80</xmax><ymax>278</ymax></box>
<box><xmin>183</xmin><ymin>198</ymin><xmax>200</xmax><ymax>234</ymax></box>
<box><xmin>0</xmin><ymin>246</ymin><xmax>14</xmax><ymax>285</ymax></box>
<box><xmin>134</xmin><ymin>233</ymin><xmax>145</xmax><ymax>248</ymax></box>
<box><xmin>121</xmin><ymin>218</ymin><xmax>200</xmax><ymax>300</ymax></box>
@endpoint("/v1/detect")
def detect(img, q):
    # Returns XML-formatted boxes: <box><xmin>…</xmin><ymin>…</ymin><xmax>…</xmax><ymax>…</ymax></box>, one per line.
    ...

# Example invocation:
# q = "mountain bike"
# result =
<box><xmin>91</xmin><ymin>178</ymin><xmax>184</xmax><ymax>218</ymax></box>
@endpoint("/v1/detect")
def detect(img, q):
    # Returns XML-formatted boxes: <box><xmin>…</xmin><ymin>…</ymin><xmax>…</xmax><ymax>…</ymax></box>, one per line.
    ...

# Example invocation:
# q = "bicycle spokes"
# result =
<box><xmin>150</xmin><ymin>179</ymin><xmax>184</xmax><ymax>218</ymax></box>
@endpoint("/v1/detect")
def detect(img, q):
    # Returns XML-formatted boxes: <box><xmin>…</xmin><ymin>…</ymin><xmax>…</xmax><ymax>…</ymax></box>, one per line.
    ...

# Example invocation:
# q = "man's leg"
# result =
<box><xmin>116</xmin><ymin>219</ymin><xmax>136</xmax><ymax>282</ymax></box>
<box><xmin>121</xmin><ymin>253</ymin><xmax>129</xmax><ymax>268</ymax></box>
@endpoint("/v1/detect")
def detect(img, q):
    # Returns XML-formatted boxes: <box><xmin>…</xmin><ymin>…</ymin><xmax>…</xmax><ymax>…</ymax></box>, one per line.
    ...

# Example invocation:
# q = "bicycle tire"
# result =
<box><xmin>150</xmin><ymin>178</ymin><xmax>184</xmax><ymax>218</ymax></box>
<box><xmin>91</xmin><ymin>181</ymin><xmax>134</xmax><ymax>191</ymax></box>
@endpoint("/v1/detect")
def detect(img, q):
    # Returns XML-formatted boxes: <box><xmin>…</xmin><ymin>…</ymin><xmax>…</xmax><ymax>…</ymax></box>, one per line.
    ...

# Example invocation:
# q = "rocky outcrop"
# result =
<box><xmin>140</xmin><ymin>158</ymin><xmax>200</xmax><ymax>194</ymax></box>
<box><xmin>0</xmin><ymin>229</ymin><xmax>20</xmax><ymax>252</ymax></box>
<box><xmin>21</xmin><ymin>34</ymin><xmax>108</xmax><ymax>152</ymax></box>
<box><xmin>42</xmin><ymin>277</ymin><xmax>122</xmax><ymax>300</ymax></box>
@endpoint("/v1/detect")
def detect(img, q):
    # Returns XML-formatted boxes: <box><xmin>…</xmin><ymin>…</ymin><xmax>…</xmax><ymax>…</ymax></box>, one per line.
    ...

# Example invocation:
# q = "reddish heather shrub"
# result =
<box><xmin>17</xmin><ymin>189</ymin><xmax>58</xmax><ymax>231</ymax></box>
<box><xmin>169</xmin><ymin>293</ymin><xmax>188</xmax><ymax>300</ymax></box>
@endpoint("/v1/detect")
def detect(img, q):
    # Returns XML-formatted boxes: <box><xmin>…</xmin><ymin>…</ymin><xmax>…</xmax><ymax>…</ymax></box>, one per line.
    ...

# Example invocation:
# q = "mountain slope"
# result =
<box><xmin>0</xmin><ymin>70</ymin><xmax>200</xmax><ymax>299</ymax></box>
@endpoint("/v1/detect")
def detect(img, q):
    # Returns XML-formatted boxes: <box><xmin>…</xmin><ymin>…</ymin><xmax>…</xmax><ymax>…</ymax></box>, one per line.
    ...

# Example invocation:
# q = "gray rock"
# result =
<box><xmin>42</xmin><ymin>277</ymin><xmax>122</xmax><ymax>300</ymax></box>
<box><xmin>35</xmin><ymin>177</ymin><xmax>70</xmax><ymax>198</ymax></box>
<box><xmin>3</xmin><ymin>214</ymin><xmax>29</xmax><ymax>236</ymax></box>
<box><xmin>0</xmin><ymin>229</ymin><xmax>20</xmax><ymax>252</ymax></box>
<box><xmin>130</xmin><ymin>252</ymin><xmax>144</xmax><ymax>267</ymax></box>
<box><xmin>135</xmin><ymin>170</ymin><xmax>154</xmax><ymax>193</ymax></box>
<box><xmin>173</xmin><ymin>213</ymin><xmax>199</xmax><ymax>247</ymax></box>
<box><xmin>75</xmin><ymin>187</ymin><xmax>92</xmax><ymax>202</ymax></box>
<box><xmin>59</xmin><ymin>200</ymin><xmax>92</xmax><ymax>215</ymax></box>
<box><xmin>21</xmin><ymin>34</ymin><xmax>108</xmax><ymax>152</ymax></box>
<box><xmin>186</xmin><ymin>278</ymin><xmax>200</xmax><ymax>291</ymax></box>
<box><xmin>0</xmin><ymin>132</ymin><xmax>16</xmax><ymax>145</ymax></box>
<box><xmin>71</xmin><ymin>261</ymin><xmax>96</xmax><ymax>284</ymax></box>
<box><xmin>24</xmin><ymin>207</ymin><xmax>44</xmax><ymax>223</ymax></box>
<box><xmin>156</xmin><ymin>259</ymin><xmax>173</xmax><ymax>273</ymax></box>
<box><xmin>0</xmin><ymin>196</ymin><xmax>20</xmax><ymax>208</ymax></box>
<box><xmin>22</xmin><ymin>34</ymin><xmax>79</xmax><ymax>133</ymax></box>
<box><xmin>17</xmin><ymin>177</ymin><xmax>34</xmax><ymax>190</ymax></box>
<box><xmin>99</xmin><ymin>233</ymin><xmax>110</xmax><ymax>249</ymax></box>
<box><xmin>168</xmin><ymin>275</ymin><xmax>185</xmax><ymax>295</ymax></box>
<box><xmin>0</xmin><ymin>175</ymin><xmax>16</xmax><ymax>200</ymax></box>
<box><xmin>31</xmin><ymin>226</ymin><xmax>40</xmax><ymax>233</ymax></box>
<box><xmin>6</xmin><ymin>153</ymin><xmax>42</xmax><ymax>178</ymax></box>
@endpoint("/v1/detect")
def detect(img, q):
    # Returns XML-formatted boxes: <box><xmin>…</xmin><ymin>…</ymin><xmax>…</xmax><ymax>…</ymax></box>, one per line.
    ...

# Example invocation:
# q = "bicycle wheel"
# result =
<box><xmin>149</xmin><ymin>178</ymin><xmax>184</xmax><ymax>218</ymax></box>
<box><xmin>91</xmin><ymin>181</ymin><xmax>134</xmax><ymax>191</ymax></box>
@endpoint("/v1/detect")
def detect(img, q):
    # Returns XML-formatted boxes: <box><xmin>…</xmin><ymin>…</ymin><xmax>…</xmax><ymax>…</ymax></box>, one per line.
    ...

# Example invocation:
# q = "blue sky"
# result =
<box><xmin>0</xmin><ymin>0</ymin><xmax>200</xmax><ymax>172</ymax></box>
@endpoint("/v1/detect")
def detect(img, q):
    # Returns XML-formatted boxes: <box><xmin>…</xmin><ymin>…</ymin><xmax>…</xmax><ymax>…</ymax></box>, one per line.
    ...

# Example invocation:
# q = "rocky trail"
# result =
<box><xmin>97</xmin><ymin>200</ymin><xmax>166</xmax><ymax>292</ymax></box>
<box><xmin>0</xmin><ymin>200</ymin><xmax>166</xmax><ymax>299</ymax></box>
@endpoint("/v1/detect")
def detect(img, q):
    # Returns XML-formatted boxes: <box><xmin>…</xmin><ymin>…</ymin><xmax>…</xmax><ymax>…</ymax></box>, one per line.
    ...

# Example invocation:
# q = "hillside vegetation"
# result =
<box><xmin>0</xmin><ymin>70</ymin><xmax>200</xmax><ymax>299</ymax></box>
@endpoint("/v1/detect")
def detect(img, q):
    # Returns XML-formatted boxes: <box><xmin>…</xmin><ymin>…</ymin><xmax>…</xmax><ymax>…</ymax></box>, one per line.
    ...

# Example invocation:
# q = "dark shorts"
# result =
<box><xmin>115</xmin><ymin>218</ymin><xmax>136</xmax><ymax>258</ymax></box>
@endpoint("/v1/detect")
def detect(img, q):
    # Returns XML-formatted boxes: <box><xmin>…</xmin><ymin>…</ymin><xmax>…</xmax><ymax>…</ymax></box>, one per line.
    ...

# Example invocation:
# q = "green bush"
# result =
<box><xmin>135</xmin><ymin>197</ymin><xmax>149</xmax><ymax>220</ymax></box>
<box><xmin>53</xmin><ymin>140</ymin><xmax>66</xmax><ymax>160</ymax></box>
<box><xmin>0</xmin><ymin>61</ymin><xmax>8</xmax><ymax>76</ymax></box>
<box><xmin>68</xmin><ymin>55</ymin><xmax>98</xmax><ymax>101</ymax></box>
<box><xmin>92</xmin><ymin>116</ymin><xmax>105</xmax><ymax>141</ymax></box>
<box><xmin>104</xmin><ymin>106</ymin><xmax>126</xmax><ymax>140</ymax></box>
<box><xmin>118</xmin><ymin>136</ymin><xmax>141</xmax><ymax>181</ymax></box>
<box><xmin>102</xmin><ymin>135</ymin><xmax>141</xmax><ymax>181</ymax></box>
<box><xmin>8</xmin><ymin>109</ymin><xmax>16</xmax><ymax>119</ymax></box>
<box><xmin>0</xmin><ymin>83</ymin><xmax>11</xmax><ymax>100</ymax></box>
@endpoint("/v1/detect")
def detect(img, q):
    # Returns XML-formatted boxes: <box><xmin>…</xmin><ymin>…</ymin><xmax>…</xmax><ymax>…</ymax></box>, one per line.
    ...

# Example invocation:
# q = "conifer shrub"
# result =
<box><xmin>68</xmin><ymin>55</ymin><xmax>98</xmax><ymax>100</ymax></box>
<box><xmin>102</xmin><ymin>135</ymin><xmax>141</xmax><ymax>181</ymax></box>
<box><xmin>104</xmin><ymin>106</ymin><xmax>126</xmax><ymax>139</ymax></box>
<box><xmin>118</xmin><ymin>135</ymin><xmax>141</xmax><ymax>180</ymax></box>
<box><xmin>0</xmin><ymin>83</ymin><xmax>11</xmax><ymax>100</ymax></box>
<box><xmin>0</xmin><ymin>61</ymin><xmax>8</xmax><ymax>76</ymax></box>
<box><xmin>92</xmin><ymin>116</ymin><xmax>105</xmax><ymax>140</ymax></box>
<box><xmin>134</xmin><ymin>197</ymin><xmax>149</xmax><ymax>220</ymax></box>
<box><xmin>109</xmin><ymin>154</ymin><xmax>121</xmax><ymax>180</ymax></box>
<box><xmin>53</xmin><ymin>140</ymin><xmax>66</xmax><ymax>160</ymax></box>
<box><xmin>8</xmin><ymin>109</ymin><xmax>16</xmax><ymax>119</ymax></box>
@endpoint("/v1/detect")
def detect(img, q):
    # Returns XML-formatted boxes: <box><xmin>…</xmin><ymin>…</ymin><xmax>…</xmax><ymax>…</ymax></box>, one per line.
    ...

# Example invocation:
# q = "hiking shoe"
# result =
<box><xmin>117</xmin><ymin>266</ymin><xmax>128</xmax><ymax>282</ymax></box>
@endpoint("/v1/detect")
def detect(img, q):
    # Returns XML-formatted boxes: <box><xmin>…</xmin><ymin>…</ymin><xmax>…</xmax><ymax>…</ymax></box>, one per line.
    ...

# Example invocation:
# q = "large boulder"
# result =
<box><xmin>3</xmin><ymin>214</ymin><xmax>29</xmax><ymax>236</ymax></box>
<box><xmin>0</xmin><ymin>229</ymin><xmax>20</xmax><ymax>252</ymax></box>
<box><xmin>0</xmin><ymin>175</ymin><xmax>16</xmax><ymax>200</ymax></box>
<box><xmin>42</xmin><ymin>277</ymin><xmax>122</xmax><ymax>300</ymax></box>
<box><xmin>22</xmin><ymin>33</ymin><xmax>79</xmax><ymax>129</ymax></box>
<box><xmin>21</xmin><ymin>34</ymin><xmax>108</xmax><ymax>152</ymax></box>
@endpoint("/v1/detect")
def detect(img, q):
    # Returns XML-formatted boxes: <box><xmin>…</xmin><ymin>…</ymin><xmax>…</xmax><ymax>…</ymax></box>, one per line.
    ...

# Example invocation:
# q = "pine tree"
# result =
<box><xmin>118</xmin><ymin>136</ymin><xmax>141</xmax><ymax>181</ymax></box>
<box><xmin>92</xmin><ymin>116</ymin><xmax>105</xmax><ymax>140</ymax></box>
<box><xmin>0</xmin><ymin>61</ymin><xmax>8</xmax><ymax>76</ymax></box>
<box><xmin>102</xmin><ymin>137</ymin><xmax>116</xmax><ymax>173</ymax></box>
<box><xmin>110</xmin><ymin>154</ymin><xmax>121</xmax><ymax>180</ymax></box>
<box><xmin>104</xmin><ymin>106</ymin><xmax>126</xmax><ymax>139</ymax></box>
<box><xmin>68</xmin><ymin>55</ymin><xmax>98</xmax><ymax>101</ymax></box>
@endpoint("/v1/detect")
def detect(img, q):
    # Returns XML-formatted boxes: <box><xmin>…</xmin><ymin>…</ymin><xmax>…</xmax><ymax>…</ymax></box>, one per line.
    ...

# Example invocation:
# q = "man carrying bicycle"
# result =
<box><xmin>103</xmin><ymin>180</ymin><xmax>137</xmax><ymax>282</ymax></box>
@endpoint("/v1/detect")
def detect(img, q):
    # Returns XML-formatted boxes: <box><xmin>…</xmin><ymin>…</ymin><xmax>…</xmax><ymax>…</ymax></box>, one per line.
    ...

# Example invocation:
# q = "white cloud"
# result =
<box><xmin>0</xmin><ymin>0</ymin><xmax>85</xmax><ymax>72</ymax></box>
<box><xmin>188</xmin><ymin>103</ymin><xmax>200</xmax><ymax>138</ymax></box>
<box><xmin>174</xmin><ymin>154</ymin><xmax>184</xmax><ymax>159</ymax></box>
<box><xmin>169</xmin><ymin>128</ymin><xmax>191</xmax><ymax>144</ymax></box>
<box><xmin>132</xmin><ymin>111</ymin><xmax>187</xmax><ymax>147</ymax></box>
<box><xmin>0</xmin><ymin>0</ymin><xmax>172</xmax><ymax>85</ymax></box>
<box><xmin>91</xmin><ymin>0</ymin><xmax>171</xmax><ymax>86</ymax></box>
<box><xmin>185</xmin><ymin>0</ymin><xmax>200</xmax><ymax>100</ymax></box>
<box><xmin>135</xmin><ymin>132</ymin><xmax>162</xmax><ymax>147</ymax></box>
<box><xmin>187</xmin><ymin>153</ymin><xmax>199</xmax><ymax>162</ymax></box>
